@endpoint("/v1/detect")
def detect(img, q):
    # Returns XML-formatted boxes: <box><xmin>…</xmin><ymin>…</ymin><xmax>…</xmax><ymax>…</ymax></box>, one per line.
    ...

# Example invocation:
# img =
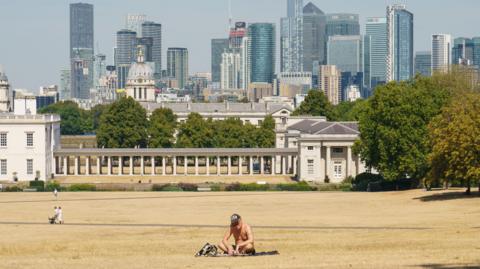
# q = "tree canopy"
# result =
<box><xmin>148</xmin><ymin>108</ymin><xmax>177</xmax><ymax>148</ymax></box>
<box><xmin>39</xmin><ymin>101</ymin><xmax>92</xmax><ymax>135</ymax></box>
<box><xmin>292</xmin><ymin>90</ymin><xmax>336</xmax><ymax>120</ymax></box>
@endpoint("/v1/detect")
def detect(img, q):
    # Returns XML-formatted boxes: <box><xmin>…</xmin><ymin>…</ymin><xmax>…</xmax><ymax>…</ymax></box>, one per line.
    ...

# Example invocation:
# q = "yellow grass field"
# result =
<box><xmin>0</xmin><ymin>190</ymin><xmax>479</xmax><ymax>269</ymax></box>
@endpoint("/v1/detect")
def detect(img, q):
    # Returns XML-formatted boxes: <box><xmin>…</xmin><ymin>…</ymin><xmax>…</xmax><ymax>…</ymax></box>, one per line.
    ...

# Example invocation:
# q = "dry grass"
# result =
<box><xmin>0</xmin><ymin>190</ymin><xmax>479</xmax><ymax>269</ymax></box>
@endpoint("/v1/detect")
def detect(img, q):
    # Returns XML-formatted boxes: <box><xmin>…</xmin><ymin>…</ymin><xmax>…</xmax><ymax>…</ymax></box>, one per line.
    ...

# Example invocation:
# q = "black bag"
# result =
<box><xmin>195</xmin><ymin>243</ymin><xmax>218</xmax><ymax>257</ymax></box>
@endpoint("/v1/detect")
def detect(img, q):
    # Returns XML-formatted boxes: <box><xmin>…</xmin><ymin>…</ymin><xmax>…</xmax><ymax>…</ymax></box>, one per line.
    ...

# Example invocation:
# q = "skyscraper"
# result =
<box><xmin>432</xmin><ymin>34</ymin><xmax>452</xmax><ymax>74</ymax></box>
<box><xmin>302</xmin><ymin>2</ymin><xmax>326</xmax><ymax>71</ymax></box>
<box><xmin>365</xmin><ymin>17</ymin><xmax>387</xmax><ymax>88</ymax></box>
<box><xmin>452</xmin><ymin>37</ymin><xmax>480</xmax><ymax>66</ymax></box>
<box><xmin>220</xmin><ymin>22</ymin><xmax>250</xmax><ymax>90</ymax></box>
<box><xmin>142</xmin><ymin>21</ymin><xmax>162</xmax><ymax>79</ymax></box>
<box><xmin>60</xmin><ymin>69</ymin><xmax>71</xmax><ymax>100</ymax></box>
<box><xmin>211</xmin><ymin>39</ymin><xmax>229</xmax><ymax>83</ymax></box>
<box><xmin>70</xmin><ymin>3</ymin><xmax>94</xmax><ymax>99</ymax></box>
<box><xmin>325</xmin><ymin>13</ymin><xmax>360</xmax><ymax>37</ymax></box>
<box><xmin>415</xmin><ymin>51</ymin><xmax>432</xmax><ymax>77</ymax></box>
<box><xmin>386</xmin><ymin>4</ymin><xmax>414</xmax><ymax>82</ymax></box>
<box><xmin>93</xmin><ymin>54</ymin><xmax>106</xmax><ymax>89</ymax></box>
<box><xmin>319</xmin><ymin>65</ymin><xmax>341</xmax><ymax>105</ymax></box>
<box><xmin>167</xmin><ymin>48</ymin><xmax>189</xmax><ymax>89</ymax></box>
<box><xmin>281</xmin><ymin>0</ymin><xmax>304</xmax><ymax>72</ymax></box>
<box><xmin>248</xmin><ymin>23</ymin><xmax>276</xmax><ymax>83</ymax></box>
<box><xmin>125</xmin><ymin>14</ymin><xmax>146</xmax><ymax>37</ymax></box>
<box><xmin>115</xmin><ymin>29</ymin><xmax>137</xmax><ymax>89</ymax></box>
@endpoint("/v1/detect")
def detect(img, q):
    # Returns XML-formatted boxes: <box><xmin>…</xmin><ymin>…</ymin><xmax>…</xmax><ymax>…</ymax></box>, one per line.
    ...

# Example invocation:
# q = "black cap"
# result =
<box><xmin>230</xmin><ymin>214</ymin><xmax>241</xmax><ymax>226</ymax></box>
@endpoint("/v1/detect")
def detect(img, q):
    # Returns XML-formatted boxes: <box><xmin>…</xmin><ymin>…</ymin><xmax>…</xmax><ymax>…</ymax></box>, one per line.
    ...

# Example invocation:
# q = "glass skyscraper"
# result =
<box><xmin>70</xmin><ymin>3</ymin><xmax>94</xmax><ymax>99</ymax></box>
<box><xmin>281</xmin><ymin>0</ymin><xmax>304</xmax><ymax>72</ymax></box>
<box><xmin>452</xmin><ymin>37</ymin><xmax>480</xmax><ymax>66</ymax></box>
<box><xmin>142</xmin><ymin>21</ymin><xmax>162</xmax><ymax>79</ymax></box>
<box><xmin>386</xmin><ymin>4</ymin><xmax>414</xmax><ymax>82</ymax></box>
<box><xmin>248</xmin><ymin>23</ymin><xmax>276</xmax><ymax>84</ymax></box>
<box><xmin>211</xmin><ymin>39</ymin><xmax>229</xmax><ymax>83</ymax></box>
<box><xmin>302</xmin><ymin>2</ymin><xmax>326</xmax><ymax>72</ymax></box>
<box><xmin>415</xmin><ymin>51</ymin><xmax>432</xmax><ymax>77</ymax></box>
<box><xmin>325</xmin><ymin>13</ymin><xmax>360</xmax><ymax>37</ymax></box>
<box><xmin>167</xmin><ymin>48</ymin><xmax>189</xmax><ymax>89</ymax></box>
<box><xmin>115</xmin><ymin>29</ymin><xmax>137</xmax><ymax>89</ymax></box>
<box><xmin>365</xmin><ymin>17</ymin><xmax>387</xmax><ymax>89</ymax></box>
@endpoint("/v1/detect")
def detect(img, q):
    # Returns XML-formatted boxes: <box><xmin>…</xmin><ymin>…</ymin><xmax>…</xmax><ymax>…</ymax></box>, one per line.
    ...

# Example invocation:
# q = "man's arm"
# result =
<box><xmin>236</xmin><ymin>225</ymin><xmax>254</xmax><ymax>248</ymax></box>
<box><xmin>222</xmin><ymin>228</ymin><xmax>233</xmax><ymax>247</ymax></box>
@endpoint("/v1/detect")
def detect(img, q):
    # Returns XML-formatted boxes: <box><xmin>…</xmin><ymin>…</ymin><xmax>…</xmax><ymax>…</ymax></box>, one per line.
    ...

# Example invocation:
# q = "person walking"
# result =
<box><xmin>57</xmin><ymin>207</ymin><xmax>63</xmax><ymax>224</ymax></box>
<box><xmin>53</xmin><ymin>188</ymin><xmax>58</xmax><ymax>200</ymax></box>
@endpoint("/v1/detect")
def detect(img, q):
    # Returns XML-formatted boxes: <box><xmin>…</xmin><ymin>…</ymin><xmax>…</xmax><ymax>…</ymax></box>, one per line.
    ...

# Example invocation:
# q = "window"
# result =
<box><xmin>0</xmin><ymin>159</ymin><xmax>6</xmax><ymax>175</ymax></box>
<box><xmin>0</xmin><ymin>133</ymin><xmax>6</xmax><ymax>147</ymax></box>
<box><xmin>26</xmin><ymin>133</ymin><xmax>34</xmax><ymax>147</ymax></box>
<box><xmin>333</xmin><ymin>147</ymin><xmax>344</xmax><ymax>154</ymax></box>
<box><xmin>27</xmin><ymin>159</ymin><xmax>33</xmax><ymax>175</ymax></box>
<box><xmin>307</xmin><ymin>160</ymin><xmax>314</xmax><ymax>175</ymax></box>
<box><xmin>333</xmin><ymin>162</ymin><xmax>343</xmax><ymax>179</ymax></box>
<box><xmin>307</xmin><ymin>146</ymin><xmax>314</xmax><ymax>151</ymax></box>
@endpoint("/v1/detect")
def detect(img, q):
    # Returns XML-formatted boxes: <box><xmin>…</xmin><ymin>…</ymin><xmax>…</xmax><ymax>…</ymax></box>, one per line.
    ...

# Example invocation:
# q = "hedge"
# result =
<box><xmin>68</xmin><ymin>184</ymin><xmax>96</xmax><ymax>192</ymax></box>
<box><xmin>29</xmin><ymin>181</ymin><xmax>45</xmax><ymax>192</ymax></box>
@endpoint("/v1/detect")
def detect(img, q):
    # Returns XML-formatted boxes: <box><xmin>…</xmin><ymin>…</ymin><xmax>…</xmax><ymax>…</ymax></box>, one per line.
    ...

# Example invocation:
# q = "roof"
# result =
<box><xmin>288</xmin><ymin>120</ymin><xmax>359</xmax><ymax>135</ymax></box>
<box><xmin>303</xmin><ymin>2</ymin><xmax>324</xmax><ymax>15</ymax></box>
<box><xmin>141</xmin><ymin>102</ymin><xmax>293</xmax><ymax>115</ymax></box>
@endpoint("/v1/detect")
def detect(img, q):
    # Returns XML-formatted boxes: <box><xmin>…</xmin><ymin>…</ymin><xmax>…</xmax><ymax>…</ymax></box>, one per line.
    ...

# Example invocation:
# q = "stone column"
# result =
<box><xmin>129</xmin><ymin>157</ymin><xmax>134</xmax><ymax>175</ymax></box>
<box><xmin>249</xmin><ymin>156</ymin><xmax>253</xmax><ymax>175</ymax></box>
<box><xmin>74</xmin><ymin>157</ymin><xmax>79</xmax><ymax>175</ymax></box>
<box><xmin>173</xmin><ymin>157</ymin><xmax>177</xmax><ymax>175</ymax></box>
<box><xmin>151</xmin><ymin>156</ymin><xmax>155</xmax><ymax>175</ymax></box>
<box><xmin>184</xmin><ymin>156</ymin><xmax>188</xmax><ymax>175</ymax></box>
<box><xmin>195</xmin><ymin>156</ymin><xmax>199</xmax><ymax>175</ymax></box>
<box><xmin>282</xmin><ymin>156</ymin><xmax>287</xmax><ymax>175</ymax></box>
<box><xmin>206</xmin><ymin>156</ymin><xmax>210</xmax><ymax>176</ymax></box>
<box><xmin>238</xmin><ymin>156</ymin><xmax>242</xmax><ymax>175</ymax></box>
<box><xmin>271</xmin><ymin>156</ymin><xmax>276</xmax><ymax>175</ymax></box>
<box><xmin>326</xmin><ymin>146</ymin><xmax>331</xmax><ymax>181</ymax></box>
<box><xmin>162</xmin><ymin>157</ymin><xmax>166</xmax><ymax>176</ymax></box>
<box><xmin>217</xmin><ymin>156</ymin><xmax>221</xmax><ymax>175</ymax></box>
<box><xmin>107</xmin><ymin>156</ymin><xmax>112</xmax><ymax>176</ymax></box>
<box><xmin>140</xmin><ymin>157</ymin><xmax>144</xmax><ymax>175</ymax></box>
<box><xmin>97</xmin><ymin>156</ymin><xmax>101</xmax><ymax>175</ymax></box>
<box><xmin>293</xmin><ymin>156</ymin><xmax>297</xmax><ymax>177</ymax></box>
<box><xmin>260</xmin><ymin>156</ymin><xmax>264</xmax><ymax>175</ymax></box>
<box><xmin>63</xmin><ymin>157</ymin><xmax>68</xmax><ymax>176</ymax></box>
<box><xmin>86</xmin><ymin>157</ymin><xmax>90</xmax><ymax>175</ymax></box>
<box><xmin>227</xmin><ymin>156</ymin><xmax>232</xmax><ymax>176</ymax></box>
<box><xmin>117</xmin><ymin>157</ymin><xmax>122</xmax><ymax>175</ymax></box>
<box><xmin>347</xmin><ymin>146</ymin><xmax>352</xmax><ymax>177</ymax></box>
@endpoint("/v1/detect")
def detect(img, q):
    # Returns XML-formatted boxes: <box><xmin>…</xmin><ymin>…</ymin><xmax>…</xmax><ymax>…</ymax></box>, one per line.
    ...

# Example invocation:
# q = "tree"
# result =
<box><xmin>256</xmin><ymin>115</ymin><xmax>276</xmax><ymax>148</ymax></box>
<box><xmin>353</xmin><ymin>77</ymin><xmax>451</xmax><ymax>181</ymax></box>
<box><xmin>90</xmin><ymin>104</ymin><xmax>110</xmax><ymax>131</ymax></box>
<box><xmin>333</xmin><ymin>100</ymin><xmax>368</xmax><ymax>121</ymax></box>
<box><xmin>176</xmin><ymin>113</ymin><xmax>214</xmax><ymax>148</ymax></box>
<box><xmin>96</xmin><ymin>97</ymin><xmax>148</xmax><ymax>148</ymax></box>
<box><xmin>292</xmin><ymin>90</ymin><xmax>336</xmax><ymax>120</ymax></box>
<box><xmin>428</xmin><ymin>93</ymin><xmax>480</xmax><ymax>194</ymax></box>
<box><xmin>39</xmin><ymin>101</ymin><xmax>92</xmax><ymax>135</ymax></box>
<box><xmin>148</xmin><ymin>108</ymin><xmax>177</xmax><ymax>148</ymax></box>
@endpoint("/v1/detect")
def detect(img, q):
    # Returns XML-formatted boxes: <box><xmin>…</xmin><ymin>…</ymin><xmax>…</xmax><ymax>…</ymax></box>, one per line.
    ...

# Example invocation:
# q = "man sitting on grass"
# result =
<box><xmin>218</xmin><ymin>214</ymin><xmax>255</xmax><ymax>256</ymax></box>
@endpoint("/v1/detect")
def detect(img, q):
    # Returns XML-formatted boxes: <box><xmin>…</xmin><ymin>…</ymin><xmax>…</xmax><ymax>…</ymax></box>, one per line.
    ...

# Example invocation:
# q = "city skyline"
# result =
<box><xmin>1</xmin><ymin>0</ymin><xmax>480</xmax><ymax>90</ymax></box>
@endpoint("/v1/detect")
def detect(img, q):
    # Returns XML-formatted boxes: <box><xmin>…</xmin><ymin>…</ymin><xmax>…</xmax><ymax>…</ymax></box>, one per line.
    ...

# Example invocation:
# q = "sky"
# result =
<box><xmin>0</xmin><ymin>0</ymin><xmax>479</xmax><ymax>91</ymax></box>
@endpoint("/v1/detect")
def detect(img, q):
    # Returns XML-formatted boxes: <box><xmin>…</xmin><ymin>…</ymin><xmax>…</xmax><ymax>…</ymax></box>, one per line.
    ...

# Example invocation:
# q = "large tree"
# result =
<box><xmin>176</xmin><ymin>113</ymin><xmax>214</xmax><ymax>148</ymax></box>
<box><xmin>96</xmin><ymin>97</ymin><xmax>149</xmax><ymax>148</ymax></box>
<box><xmin>292</xmin><ymin>90</ymin><xmax>336</xmax><ymax>120</ymax></box>
<box><xmin>428</xmin><ymin>93</ymin><xmax>480</xmax><ymax>194</ymax></box>
<box><xmin>39</xmin><ymin>101</ymin><xmax>92</xmax><ymax>135</ymax></box>
<box><xmin>90</xmin><ymin>104</ymin><xmax>111</xmax><ymax>131</ymax></box>
<box><xmin>332</xmin><ymin>100</ymin><xmax>368</xmax><ymax>121</ymax></box>
<box><xmin>148</xmin><ymin>108</ymin><xmax>177</xmax><ymax>148</ymax></box>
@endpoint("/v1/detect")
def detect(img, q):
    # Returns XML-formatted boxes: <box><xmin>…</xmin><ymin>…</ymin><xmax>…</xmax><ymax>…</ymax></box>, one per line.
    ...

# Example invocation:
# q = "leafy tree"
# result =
<box><xmin>39</xmin><ymin>101</ymin><xmax>92</xmax><ymax>135</ymax></box>
<box><xmin>428</xmin><ymin>93</ymin><xmax>480</xmax><ymax>194</ymax></box>
<box><xmin>292</xmin><ymin>90</ymin><xmax>336</xmax><ymax>120</ymax></box>
<box><xmin>90</xmin><ymin>104</ymin><xmax>111</xmax><ymax>131</ymax></box>
<box><xmin>333</xmin><ymin>100</ymin><xmax>368</xmax><ymax>121</ymax></box>
<box><xmin>148</xmin><ymin>108</ymin><xmax>177</xmax><ymax>148</ymax></box>
<box><xmin>176</xmin><ymin>113</ymin><xmax>214</xmax><ymax>148</ymax></box>
<box><xmin>96</xmin><ymin>97</ymin><xmax>148</xmax><ymax>148</ymax></box>
<box><xmin>256</xmin><ymin>115</ymin><xmax>276</xmax><ymax>148</ymax></box>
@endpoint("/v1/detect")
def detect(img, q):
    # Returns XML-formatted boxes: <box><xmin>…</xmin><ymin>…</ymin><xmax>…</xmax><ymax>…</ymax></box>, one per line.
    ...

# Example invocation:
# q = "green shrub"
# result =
<box><xmin>46</xmin><ymin>181</ymin><xmax>62</xmax><ymax>192</ymax></box>
<box><xmin>339</xmin><ymin>182</ymin><xmax>353</xmax><ymax>191</ymax></box>
<box><xmin>152</xmin><ymin>184</ymin><xmax>183</xmax><ymax>192</ymax></box>
<box><xmin>5</xmin><ymin>186</ymin><xmax>23</xmax><ymax>192</ymax></box>
<box><xmin>225</xmin><ymin>183</ymin><xmax>241</xmax><ymax>191</ymax></box>
<box><xmin>210</xmin><ymin>184</ymin><xmax>221</xmax><ymax>192</ymax></box>
<box><xmin>352</xmin><ymin>173</ymin><xmax>385</xmax><ymax>191</ymax></box>
<box><xmin>178</xmin><ymin>183</ymin><xmax>198</xmax><ymax>192</ymax></box>
<box><xmin>29</xmin><ymin>180</ymin><xmax>45</xmax><ymax>192</ymax></box>
<box><xmin>225</xmin><ymin>183</ymin><xmax>269</xmax><ymax>191</ymax></box>
<box><xmin>68</xmin><ymin>184</ymin><xmax>96</xmax><ymax>192</ymax></box>
<box><xmin>275</xmin><ymin>181</ymin><xmax>316</xmax><ymax>191</ymax></box>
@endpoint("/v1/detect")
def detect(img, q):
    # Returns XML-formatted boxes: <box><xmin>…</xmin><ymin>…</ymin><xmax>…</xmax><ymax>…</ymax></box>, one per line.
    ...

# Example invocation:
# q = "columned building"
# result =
<box><xmin>125</xmin><ymin>47</ymin><xmax>156</xmax><ymax>102</ymax></box>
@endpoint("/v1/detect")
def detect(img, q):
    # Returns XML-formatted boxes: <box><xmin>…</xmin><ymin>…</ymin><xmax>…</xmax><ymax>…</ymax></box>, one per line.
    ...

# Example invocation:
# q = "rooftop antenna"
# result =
<box><xmin>228</xmin><ymin>0</ymin><xmax>233</xmax><ymax>31</ymax></box>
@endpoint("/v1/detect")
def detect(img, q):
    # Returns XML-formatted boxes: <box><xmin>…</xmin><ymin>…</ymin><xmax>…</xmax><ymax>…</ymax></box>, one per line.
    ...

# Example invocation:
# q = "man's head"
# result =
<box><xmin>230</xmin><ymin>213</ymin><xmax>241</xmax><ymax>227</ymax></box>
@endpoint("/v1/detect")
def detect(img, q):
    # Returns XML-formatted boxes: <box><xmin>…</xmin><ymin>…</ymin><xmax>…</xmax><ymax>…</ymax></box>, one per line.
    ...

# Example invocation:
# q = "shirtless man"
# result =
<box><xmin>218</xmin><ymin>214</ymin><xmax>255</xmax><ymax>256</ymax></box>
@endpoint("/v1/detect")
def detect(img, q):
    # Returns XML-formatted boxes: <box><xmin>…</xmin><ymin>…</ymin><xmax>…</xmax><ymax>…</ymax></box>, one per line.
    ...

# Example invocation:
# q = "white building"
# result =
<box><xmin>345</xmin><ymin>85</ymin><xmax>362</xmax><ymax>102</ymax></box>
<box><xmin>278</xmin><ymin>72</ymin><xmax>312</xmax><ymax>92</ymax></box>
<box><xmin>0</xmin><ymin>114</ymin><xmax>61</xmax><ymax>181</ymax></box>
<box><xmin>0</xmin><ymin>67</ymin><xmax>10</xmax><ymax>112</ymax></box>
<box><xmin>432</xmin><ymin>34</ymin><xmax>452</xmax><ymax>74</ymax></box>
<box><xmin>125</xmin><ymin>47</ymin><xmax>156</xmax><ymax>102</ymax></box>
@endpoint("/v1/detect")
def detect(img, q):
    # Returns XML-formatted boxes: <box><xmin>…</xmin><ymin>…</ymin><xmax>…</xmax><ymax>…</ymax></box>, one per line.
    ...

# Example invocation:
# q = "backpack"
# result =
<box><xmin>195</xmin><ymin>243</ymin><xmax>218</xmax><ymax>257</ymax></box>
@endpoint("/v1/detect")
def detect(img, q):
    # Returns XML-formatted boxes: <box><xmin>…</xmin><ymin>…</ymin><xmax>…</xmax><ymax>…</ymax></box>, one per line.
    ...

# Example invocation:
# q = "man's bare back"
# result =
<box><xmin>218</xmin><ymin>214</ymin><xmax>255</xmax><ymax>256</ymax></box>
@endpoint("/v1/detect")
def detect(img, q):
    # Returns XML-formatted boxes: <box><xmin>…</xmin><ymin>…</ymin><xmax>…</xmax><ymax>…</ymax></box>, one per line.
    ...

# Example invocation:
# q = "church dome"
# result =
<box><xmin>127</xmin><ymin>47</ymin><xmax>154</xmax><ymax>81</ymax></box>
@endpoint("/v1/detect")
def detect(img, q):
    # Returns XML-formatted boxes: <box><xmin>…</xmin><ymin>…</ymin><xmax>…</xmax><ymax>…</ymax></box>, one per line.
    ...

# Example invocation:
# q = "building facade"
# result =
<box><xmin>415</xmin><ymin>51</ymin><xmax>432</xmax><ymax>77</ymax></box>
<box><xmin>141</xmin><ymin>21</ymin><xmax>162</xmax><ymax>80</ymax></box>
<box><xmin>325</xmin><ymin>13</ymin><xmax>360</xmax><ymax>37</ymax></box>
<box><xmin>319</xmin><ymin>65</ymin><xmax>341</xmax><ymax>105</ymax></box>
<box><xmin>211</xmin><ymin>38</ymin><xmax>229</xmax><ymax>83</ymax></box>
<box><xmin>365</xmin><ymin>17</ymin><xmax>387</xmax><ymax>88</ymax></box>
<box><xmin>386</xmin><ymin>4</ymin><xmax>414</xmax><ymax>82</ymax></box>
<box><xmin>167</xmin><ymin>48</ymin><xmax>189</xmax><ymax>89</ymax></box>
<box><xmin>281</xmin><ymin>0</ymin><xmax>304</xmax><ymax>72</ymax></box>
<box><xmin>248</xmin><ymin>23</ymin><xmax>276</xmax><ymax>84</ymax></box>
<box><xmin>327</xmin><ymin>35</ymin><xmax>363</xmax><ymax>74</ymax></box>
<box><xmin>125</xmin><ymin>14</ymin><xmax>146</xmax><ymax>37</ymax></box>
<box><xmin>70</xmin><ymin>3</ymin><xmax>94</xmax><ymax>99</ymax></box>
<box><xmin>432</xmin><ymin>34</ymin><xmax>452</xmax><ymax>74</ymax></box>
<box><xmin>302</xmin><ymin>2</ymin><xmax>326</xmax><ymax>72</ymax></box>
<box><xmin>115</xmin><ymin>29</ymin><xmax>137</xmax><ymax>89</ymax></box>
<box><xmin>59</xmin><ymin>69</ymin><xmax>71</xmax><ymax>101</ymax></box>
<box><xmin>125</xmin><ymin>47</ymin><xmax>156</xmax><ymax>102</ymax></box>
<box><xmin>0</xmin><ymin>68</ymin><xmax>10</xmax><ymax>112</ymax></box>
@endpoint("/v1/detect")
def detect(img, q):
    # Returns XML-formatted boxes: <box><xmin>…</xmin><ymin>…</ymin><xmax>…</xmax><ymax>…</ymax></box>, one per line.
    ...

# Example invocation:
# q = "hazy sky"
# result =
<box><xmin>0</xmin><ymin>0</ymin><xmax>479</xmax><ymax>90</ymax></box>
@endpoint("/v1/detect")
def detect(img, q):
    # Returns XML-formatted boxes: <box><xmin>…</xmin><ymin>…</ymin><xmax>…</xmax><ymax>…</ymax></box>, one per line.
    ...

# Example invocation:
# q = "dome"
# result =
<box><xmin>127</xmin><ymin>62</ymin><xmax>154</xmax><ymax>80</ymax></box>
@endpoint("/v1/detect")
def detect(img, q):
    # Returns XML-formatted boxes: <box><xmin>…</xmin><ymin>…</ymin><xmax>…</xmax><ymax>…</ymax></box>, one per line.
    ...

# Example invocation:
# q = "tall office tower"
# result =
<box><xmin>281</xmin><ymin>0</ymin><xmax>304</xmax><ymax>72</ymax></box>
<box><xmin>386</xmin><ymin>4</ymin><xmax>414</xmax><ymax>82</ymax></box>
<box><xmin>221</xmin><ymin>22</ymin><xmax>250</xmax><ymax>89</ymax></box>
<box><xmin>415</xmin><ymin>51</ymin><xmax>432</xmax><ymax>77</ymax></box>
<box><xmin>474</xmin><ymin>38</ymin><xmax>480</xmax><ymax>67</ymax></box>
<box><xmin>167</xmin><ymin>48</ymin><xmax>189</xmax><ymax>89</ymax></box>
<box><xmin>302</xmin><ymin>2</ymin><xmax>326</xmax><ymax>71</ymax></box>
<box><xmin>229</xmin><ymin>22</ymin><xmax>247</xmax><ymax>51</ymax></box>
<box><xmin>0</xmin><ymin>67</ymin><xmax>10</xmax><ymax>112</ymax></box>
<box><xmin>115</xmin><ymin>29</ymin><xmax>137</xmax><ymax>89</ymax></box>
<box><xmin>431</xmin><ymin>34</ymin><xmax>452</xmax><ymax>74</ymax></box>
<box><xmin>221</xmin><ymin>52</ymin><xmax>242</xmax><ymax>89</ymax></box>
<box><xmin>452</xmin><ymin>37</ymin><xmax>480</xmax><ymax>66</ymax></box>
<box><xmin>125</xmin><ymin>14</ymin><xmax>146</xmax><ymax>37</ymax></box>
<box><xmin>211</xmin><ymin>39</ymin><xmax>229</xmax><ymax>83</ymax></box>
<box><xmin>325</xmin><ymin>13</ymin><xmax>360</xmax><ymax>37</ymax></box>
<box><xmin>136</xmin><ymin>37</ymin><xmax>153</xmax><ymax>62</ymax></box>
<box><xmin>70</xmin><ymin>3</ymin><xmax>94</xmax><ymax>99</ymax></box>
<box><xmin>93</xmin><ymin>54</ymin><xmax>106</xmax><ymax>88</ymax></box>
<box><xmin>60</xmin><ymin>69</ymin><xmax>71</xmax><ymax>100</ymax></box>
<box><xmin>319</xmin><ymin>65</ymin><xmax>341</xmax><ymax>105</ymax></box>
<box><xmin>365</xmin><ymin>17</ymin><xmax>387</xmax><ymax>88</ymax></box>
<box><xmin>141</xmin><ymin>21</ymin><xmax>162</xmax><ymax>79</ymax></box>
<box><xmin>248</xmin><ymin>23</ymin><xmax>276</xmax><ymax>83</ymax></box>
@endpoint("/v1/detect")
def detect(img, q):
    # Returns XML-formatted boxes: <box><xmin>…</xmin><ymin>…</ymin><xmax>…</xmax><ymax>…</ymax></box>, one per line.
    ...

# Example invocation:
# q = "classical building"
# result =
<box><xmin>0</xmin><ymin>67</ymin><xmax>10</xmax><ymax>112</ymax></box>
<box><xmin>125</xmin><ymin>47</ymin><xmax>156</xmax><ymax>102</ymax></box>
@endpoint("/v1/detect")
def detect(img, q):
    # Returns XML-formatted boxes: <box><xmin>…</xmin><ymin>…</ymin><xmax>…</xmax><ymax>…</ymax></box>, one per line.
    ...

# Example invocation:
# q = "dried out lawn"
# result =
<box><xmin>0</xmin><ymin>190</ymin><xmax>479</xmax><ymax>269</ymax></box>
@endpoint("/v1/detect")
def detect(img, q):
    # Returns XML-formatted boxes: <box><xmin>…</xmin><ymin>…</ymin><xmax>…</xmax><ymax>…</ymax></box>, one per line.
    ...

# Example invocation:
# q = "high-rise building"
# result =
<box><xmin>70</xmin><ymin>3</ymin><xmax>94</xmax><ymax>99</ymax></box>
<box><xmin>365</xmin><ymin>17</ymin><xmax>387</xmax><ymax>88</ymax></box>
<box><xmin>93</xmin><ymin>54</ymin><xmax>106</xmax><ymax>89</ymax></box>
<box><xmin>319</xmin><ymin>65</ymin><xmax>341</xmax><ymax>105</ymax></box>
<box><xmin>327</xmin><ymin>35</ymin><xmax>363</xmax><ymax>74</ymax></box>
<box><xmin>59</xmin><ymin>69</ymin><xmax>71</xmax><ymax>101</ymax></box>
<box><xmin>220</xmin><ymin>22</ymin><xmax>250</xmax><ymax>90</ymax></box>
<box><xmin>142</xmin><ymin>21</ymin><xmax>162</xmax><ymax>79</ymax></box>
<box><xmin>0</xmin><ymin>67</ymin><xmax>10</xmax><ymax>112</ymax></box>
<box><xmin>125</xmin><ymin>14</ymin><xmax>146</xmax><ymax>37</ymax></box>
<box><xmin>432</xmin><ymin>34</ymin><xmax>452</xmax><ymax>74</ymax></box>
<box><xmin>211</xmin><ymin>39</ymin><xmax>229</xmax><ymax>83</ymax></box>
<box><xmin>281</xmin><ymin>0</ymin><xmax>304</xmax><ymax>72</ymax></box>
<box><xmin>115</xmin><ymin>29</ymin><xmax>137</xmax><ymax>89</ymax></box>
<box><xmin>415</xmin><ymin>51</ymin><xmax>432</xmax><ymax>77</ymax></box>
<box><xmin>167</xmin><ymin>48</ymin><xmax>189</xmax><ymax>89</ymax></box>
<box><xmin>325</xmin><ymin>13</ymin><xmax>360</xmax><ymax>37</ymax></box>
<box><xmin>452</xmin><ymin>37</ymin><xmax>480</xmax><ymax>66</ymax></box>
<box><xmin>248</xmin><ymin>23</ymin><xmax>276</xmax><ymax>83</ymax></box>
<box><xmin>386</xmin><ymin>4</ymin><xmax>414</xmax><ymax>82</ymax></box>
<box><xmin>302</xmin><ymin>2</ymin><xmax>326</xmax><ymax>71</ymax></box>
<box><xmin>221</xmin><ymin>52</ymin><xmax>242</xmax><ymax>90</ymax></box>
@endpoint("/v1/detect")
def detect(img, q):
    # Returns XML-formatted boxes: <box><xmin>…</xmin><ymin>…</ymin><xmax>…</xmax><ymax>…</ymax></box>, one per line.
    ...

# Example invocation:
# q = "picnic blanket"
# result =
<box><xmin>195</xmin><ymin>243</ymin><xmax>279</xmax><ymax>257</ymax></box>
